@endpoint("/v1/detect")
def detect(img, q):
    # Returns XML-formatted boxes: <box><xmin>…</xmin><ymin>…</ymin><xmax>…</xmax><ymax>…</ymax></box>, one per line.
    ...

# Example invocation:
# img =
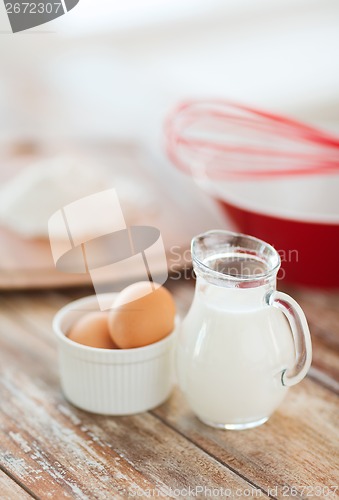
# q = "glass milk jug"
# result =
<box><xmin>177</xmin><ymin>230</ymin><xmax>312</xmax><ymax>430</ymax></box>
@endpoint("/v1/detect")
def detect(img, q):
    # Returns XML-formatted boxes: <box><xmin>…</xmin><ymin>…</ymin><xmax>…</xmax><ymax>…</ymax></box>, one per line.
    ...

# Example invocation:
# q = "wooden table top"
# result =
<box><xmin>0</xmin><ymin>278</ymin><xmax>338</xmax><ymax>499</ymax></box>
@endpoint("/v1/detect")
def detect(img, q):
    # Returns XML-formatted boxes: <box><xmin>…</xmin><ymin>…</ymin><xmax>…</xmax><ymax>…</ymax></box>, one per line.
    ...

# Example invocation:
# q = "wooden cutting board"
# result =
<box><xmin>0</xmin><ymin>141</ymin><xmax>226</xmax><ymax>289</ymax></box>
<box><xmin>0</xmin><ymin>226</ymin><xmax>90</xmax><ymax>288</ymax></box>
<box><xmin>0</xmin><ymin>225</ymin><xmax>191</xmax><ymax>289</ymax></box>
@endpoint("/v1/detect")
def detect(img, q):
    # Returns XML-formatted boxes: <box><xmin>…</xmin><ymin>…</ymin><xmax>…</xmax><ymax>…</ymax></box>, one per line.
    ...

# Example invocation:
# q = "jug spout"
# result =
<box><xmin>192</xmin><ymin>229</ymin><xmax>280</xmax><ymax>288</ymax></box>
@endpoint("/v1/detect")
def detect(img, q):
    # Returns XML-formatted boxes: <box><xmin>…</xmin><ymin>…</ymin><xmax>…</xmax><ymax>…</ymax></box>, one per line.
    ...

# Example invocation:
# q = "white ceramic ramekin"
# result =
<box><xmin>53</xmin><ymin>293</ymin><xmax>177</xmax><ymax>415</ymax></box>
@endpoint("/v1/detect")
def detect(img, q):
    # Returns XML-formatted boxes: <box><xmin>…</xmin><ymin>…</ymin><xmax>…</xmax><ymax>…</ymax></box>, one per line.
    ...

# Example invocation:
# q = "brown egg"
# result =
<box><xmin>108</xmin><ymin>282</ymin><xmax>176</xmax><ymax>349</ymax></box>
<box><xmin>68</xmin><ymin>312</ymin><xmax>118</xmax><ymax>349</ymax></box>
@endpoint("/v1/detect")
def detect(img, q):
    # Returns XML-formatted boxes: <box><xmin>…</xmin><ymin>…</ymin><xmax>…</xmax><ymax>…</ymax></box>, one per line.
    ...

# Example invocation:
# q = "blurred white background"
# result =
<box><xmin>0</xmin><ymin>0</ymin><xmax>338</xmax><ymax>145</ymax></box>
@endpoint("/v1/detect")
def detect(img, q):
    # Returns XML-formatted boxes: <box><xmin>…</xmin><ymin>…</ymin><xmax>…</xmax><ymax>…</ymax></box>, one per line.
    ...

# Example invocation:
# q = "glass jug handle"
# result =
<box><xmin>265</xmin><ymin>291</ymin><xmax>312</xmax><ymax>387</ymax></box>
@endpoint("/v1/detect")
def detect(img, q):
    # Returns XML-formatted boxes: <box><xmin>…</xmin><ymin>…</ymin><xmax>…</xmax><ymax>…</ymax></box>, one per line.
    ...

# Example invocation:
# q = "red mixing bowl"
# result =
<box><xmin>166</xmin><ymin>100</ymin><xmax>339</xmax><ymax>288</ymax></box>
<box><xmin>212</xmin><ymin>175</ymin><xmax>339</xmax><ymax>287</ymax></box>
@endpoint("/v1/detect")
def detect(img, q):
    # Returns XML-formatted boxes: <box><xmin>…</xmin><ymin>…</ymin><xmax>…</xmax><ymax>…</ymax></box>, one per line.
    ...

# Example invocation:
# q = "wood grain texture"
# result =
<box><xmin>0</xmin><ymin>279</ymin><xmax>338</xmax><ymax>499</ymax></box>
<box><xmin>153</xmin><ymin>380</ymin><xmax>339</xmax><ymax>498</ymax></box>
<box><xmin>281</xmin><ymin>285</ymin><xmax>339</xmax><ymax>393</ymax></box>
<box><xmin>0</xmin><ymin>469</ymin><xmax>33</xmax><ymax>499</ymax></box>
<box><xmin>0</xmin><ymin>296</ymin><xmax>269</xmax><ymax>499</ymax></box>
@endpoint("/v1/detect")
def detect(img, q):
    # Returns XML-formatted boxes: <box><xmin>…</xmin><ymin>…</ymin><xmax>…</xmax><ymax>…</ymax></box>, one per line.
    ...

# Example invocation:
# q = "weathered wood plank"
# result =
<box><xmin>0</xmin><ymin>469</ymin><xmax>33</xmax><ymax>499</ymax></box>
<box><xmin>1</xmin><ymin>291</ymin><xmax>69</xmax><ymax>348</ymax></box>
<box><xmin>153</xmin><ymin>380</ymin><xmax>339</xmax><ymax>499</ymax></box>
<box><xmin>308</xmin><ymin>337</ymin><xmax>339</xmax><ymax>393</ymax></box>
<box><xmin>281</xmin><ymin>285</ymin><xmax>339</xmax><ymax>391</ymax></box>
<box><xmin>1</xmin><ymin>279</ymin><xmax>339</xmax><ymax>499</ymax></box>
<box><xmin>280</xmin><ymin>286</ymin><xmax>339</xmax><ymax>347</ymax></box>
<box><xmin>0</xmin><ymin>303</ymin><xmax>269</xmax><ymax>499</ymax></box>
